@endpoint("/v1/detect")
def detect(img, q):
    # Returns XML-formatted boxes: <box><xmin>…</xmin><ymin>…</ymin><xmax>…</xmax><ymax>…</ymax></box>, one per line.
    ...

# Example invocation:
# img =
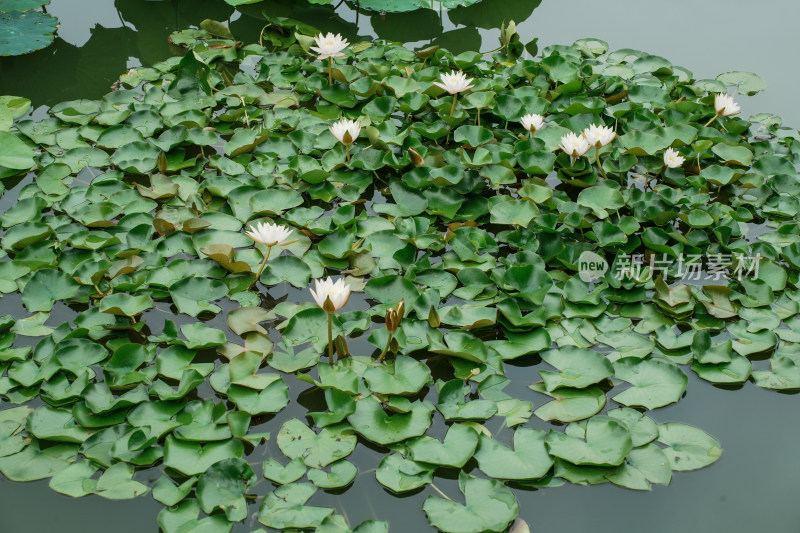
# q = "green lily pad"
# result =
<box><xmin>611</xmin><ymin>358</ymin><xmax>688</xmax><ymax>409</ymax></box>
<box><xmin>258</xmin><ymin>482</ymin><xmax>334</xmax><ymax>530</ymax></box>
<box><xmin>538</xmin><ymin>346</ymin><xmax>614</xmax><ymax>391</ymax></box>
<box><xmin>277</xmin><ymin>419</ymin><xmax>357</xmax><ymax>468</ymax></box>
<box><xmin>263</xmin><ymin>457</ymin><xmax>307</xmax><ymax>485</ymax></box>
<box><xmin>406</xmin><ymin>423</ymin><xmax>478</xmax><ymax>468</ymax></box>
<box><xmin>20</xmin><ymin>269</ymin><xmax>79</xmax><ymax>312</ymax></box>
<box><xmin>362</xmin><ymin>355</ymin><xmax>432</xmax><ymax>395</ymax></box>
<box><xmin>545</xmin><ymin>416</ymin><xmax>633</xmax><ymax>467</ymax></box>
<box><xmin>530</xmin><ymin>383</ymin><xmax>606</xmax><ymax>423</ymax></box>
<box><xmin>347</xmin><ymin>396</ymin><xmax>434</xmax><ymax>445</ymax></box>
<box><xmin>657</xmin><ymin>423</ymin><xmax>723</xmax><ymax>471</ymax></box>
<box><xmin>0</xmin><ymin>441</ymin><xmax>77</xmax><ymax>481</ymax></box>
<box><xmin>474</xmin><ymin>428</ymin><xmax>553</xmax><ymax>480</ymax></box>
<box><xmin>0</xmin><ymin>10</ymin><xmax>58</xmax><ymax>56</ymax></box>
<box><xmin>197</xmin><ymin>458</ymin><xmax>256</xmax><ymax>521</ymax></box>
<box><xmin>307</xmin><ymin>459</ymin><xmax>357</xmax><ymax>489</ymax></box>
<box><xmin>163</xmin><ymin>436</ymin><xmax>244</xmax><ymax>476</ymax></box>
<box><xmin>423</xmin><ymin>472</ymin><xmax>519</xmax><ymax>533</ymax></box>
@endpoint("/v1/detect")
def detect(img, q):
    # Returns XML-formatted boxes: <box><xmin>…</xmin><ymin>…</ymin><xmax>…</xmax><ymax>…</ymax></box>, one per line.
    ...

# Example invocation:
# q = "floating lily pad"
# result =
<box><xmin>277</xmin><ymin>419</ymin><xmax>357</xmax><ymax>468</ymax></box>
<box><xmin>545</xmin><ymin>416</ymin><xmax>632</xmax><ymax>467</ymax></box>
<box><xmin>423</xmin><ymin>472</ymin><xmax>519</xmax><ymax>533</ymax></box>
<box><xmin>0</xmin><ymin>10</ymin><xmax>58</xmax><ymax>56</ymax></box>
<box><xmin>474</xmin><ymin>428</ymin><xmax>553</xmax><ymax>480</ymax></box>
<box><xmin>611</xmin><ymin>358</ymin><xmax>688</xmax><ymax>409</ymax></box>
<box><xmin>258</xmin><ymin>482</ymin><xmax>334</xmax><ymax>530</ymax></box>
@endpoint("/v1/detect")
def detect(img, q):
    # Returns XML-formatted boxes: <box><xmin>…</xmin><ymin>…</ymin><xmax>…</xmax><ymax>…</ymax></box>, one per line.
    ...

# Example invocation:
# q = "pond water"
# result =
<box><xmin>1</xmin><ymin>1</ymin><xmax>800</xmax><ymax>532</ymax></box>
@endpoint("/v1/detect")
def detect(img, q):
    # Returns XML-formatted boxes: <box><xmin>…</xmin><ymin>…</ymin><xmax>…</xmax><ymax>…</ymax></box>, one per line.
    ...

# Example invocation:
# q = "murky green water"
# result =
<box><xmin>2</xmin><ymin>1</ymin><xmax>800</xmax><ymax>531</ymax></box>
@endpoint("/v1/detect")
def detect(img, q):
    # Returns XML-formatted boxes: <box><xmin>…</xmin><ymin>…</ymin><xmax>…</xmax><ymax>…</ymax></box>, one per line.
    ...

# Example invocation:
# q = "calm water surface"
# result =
<box><xmin>1</xmin><ymin>1</ymin><xmax>799</xmax><ymax>532</ymax></box>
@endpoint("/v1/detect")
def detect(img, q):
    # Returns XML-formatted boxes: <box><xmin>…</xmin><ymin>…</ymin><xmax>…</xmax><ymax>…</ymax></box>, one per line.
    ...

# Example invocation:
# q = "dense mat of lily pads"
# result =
<box><xmin>0</xmin><ymin>15</ymin><xmax>799</xmax><ymax>533</ymax></box>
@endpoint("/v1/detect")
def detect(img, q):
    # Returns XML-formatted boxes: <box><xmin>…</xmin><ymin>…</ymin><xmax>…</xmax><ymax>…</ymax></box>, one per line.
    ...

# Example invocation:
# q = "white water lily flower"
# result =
<box><xmin>582</xmin><ymin>124</ymin><xmax>616</xmax><ymax>148</ymax></box>
<box><xmin>559</xmin><ymin>132</ymin><xmax>590</xmax><ymax>158</ymax></box>
<box><xmin>520</xmin><ymin>113</ymin><xmax>545</xmax><ymax>133</ymax></box>
<box><xmin>310</xmin><ymin>277</ymin><xmax>351</xmax><ymax>312</ymax></box>
<box><xmin>714</xmin><ymin>93</ymin><xmax>741</xmax><ymax>117</ymax></box>
<box><xmin>329</xmin><ymin>118</ymin><xmax>362</xmax><ymax>146</ymax></box>
<box><xmin>663</xmin><ymin>148</ymin><xmax>685</xmax><ymax>169</ymax></box>
<box><xmin>245</xmin><ymin>222</ymin><xmax>293</xmax><ymax>246</ymax></box>
<box><xmin>310</xmin><ymin>32</ymin><xmax>349</xmax><ymax>60</ymax></box>
<box><xmin>433</xmin><ymin>70</ymin><xmax>475</xmax><ymax>95</ymax></box>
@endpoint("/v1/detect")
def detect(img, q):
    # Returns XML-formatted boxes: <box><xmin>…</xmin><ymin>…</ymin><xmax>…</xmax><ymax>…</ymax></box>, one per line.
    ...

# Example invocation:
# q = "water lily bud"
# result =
<box><xmin>385</xmin><ymin>308</ymin><xmax>397</xmax><ymax>334</ymax></box>
<box><xmin>500</xmin><ymin>20</ymin><xmax>517</xmax><ymax>47</ymax></box>
<box><xmin>394</xmin><ymin>300</ymin><xmax>405</xmax><ymax>322</ymax></box>
<box><xmin>408</xmin><ymin>147</ymin><xmax>424</xmax><ymax>167</ymax></box>
<box><xmin>509</xmin><ymin>518</ymin><xmax>531</xmax><ymax>533</ymax></box>
<box><xmin>428</xmin><ymin>306</ymin><xmax>440</xmax><ymax>328</ymax></box>
<box><xmin>335</xmin><ymin>335</ymin><xmax>350</xmax><ymax>358</ymax></box>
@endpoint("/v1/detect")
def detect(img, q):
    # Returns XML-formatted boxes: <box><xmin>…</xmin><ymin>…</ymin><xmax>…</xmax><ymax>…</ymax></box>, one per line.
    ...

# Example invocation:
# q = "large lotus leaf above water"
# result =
<box><xmin>0</xmin><ymin>10</ymin><xmax>57</xmax><ymax>56</ymax></box>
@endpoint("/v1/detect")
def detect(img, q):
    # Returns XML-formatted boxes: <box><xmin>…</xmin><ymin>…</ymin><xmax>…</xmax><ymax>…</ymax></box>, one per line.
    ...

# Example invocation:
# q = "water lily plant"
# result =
<box><xmin>329</xmin><ymin>118</ymin><xmax>362</xmax><ymax>162</ymax></box>
<box><xmin>377</xmin><ymin>300</ymin><xmax>405</xmax><ymax>362</ymax></box>
<box><xmin>433</xmin><ymin>70</ymin><xmax>475</xmax><ymax>116</ymax></box>
<box><xmin>559</xmin><ymin>131</ymin><xmax>590</xmax><ymax>161</ymax></box>
<box><xmin>311</xmin><ymin>32</ymin><xmax>349</xmax><ymax>84</ymax></box>
<box><xmin>245</xmin><ymin>222</ymin><xmax>295</xmax><ymax>288</ymax></box>
<box><xmin>520</xmin><ymin>113</ymin><xmax>544</xmax><ymax>136</ymax></box>
<box><xmin>663</xmin><ymin>147</ymin><xmax>685</xmax><ymax>169</ymax></box>
<box><xmin>310</xmin><ymin>277</ymin><xmax>352</xmax><ymax>360</ymax></box>
<box><xmin>706</xmin><ymin>93</ymin><xmax>741</xmax><ymax>126</ymax></box>
<box><xmin>582</xmin><ymin>124</ymin><xmax>616</xmax><ymax>181</ymax></box>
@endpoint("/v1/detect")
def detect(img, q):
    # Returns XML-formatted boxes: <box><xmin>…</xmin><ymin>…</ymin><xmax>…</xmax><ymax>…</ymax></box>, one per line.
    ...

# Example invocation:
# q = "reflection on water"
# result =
<box><xmin>2</xmin><ymin>1</ymin><xmax>800</xmax><ymax>532</ymax></box>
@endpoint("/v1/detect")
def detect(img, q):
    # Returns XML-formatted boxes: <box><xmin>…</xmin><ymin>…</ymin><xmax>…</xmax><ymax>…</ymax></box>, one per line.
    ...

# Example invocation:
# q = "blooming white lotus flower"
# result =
<box><xmin>582</xmin><ymin>124</ymin><xmax>616</xmax><ymax>148</ymax></box>
<box><xmin>663</xmin><ymin>148</ymin><xmax>685</xmax><ymax>169</ymax></box>
<box><xmin>559</xmin><ymin>132</ymin><xmax>590</xmax><ymax>158</ymax></box>
<box><xmin>310</xmin><ymin>277</ymin><xmax>351</xmax><ymax>313</ymax></box>
<box><xmin>310</xmin><ymin>32</ymin><xmax>349</xmax><ymax>60</ymax></box>
<box><xmin>714</xmin><ymin>94</ymin><xmax>740</xmax><ymax>117</ymax></box>
<box><xmin>433</xmin><ymin>70</ymin><xmax>475</xmax><ymax>95</ymax></box>
<box><xmin>245</xmin><ymin>222</ymin><xmax>293</xmax><ymax>246</ymax></box>
<box><xmin>520</xmin><ymin>113</ymin><xmax>545</xmax><ymax>133</ymax></box>
<box><xmin>329</xmin><ymin>118</ymin><xmax>362</xmax><ymax>146</ymax></box>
